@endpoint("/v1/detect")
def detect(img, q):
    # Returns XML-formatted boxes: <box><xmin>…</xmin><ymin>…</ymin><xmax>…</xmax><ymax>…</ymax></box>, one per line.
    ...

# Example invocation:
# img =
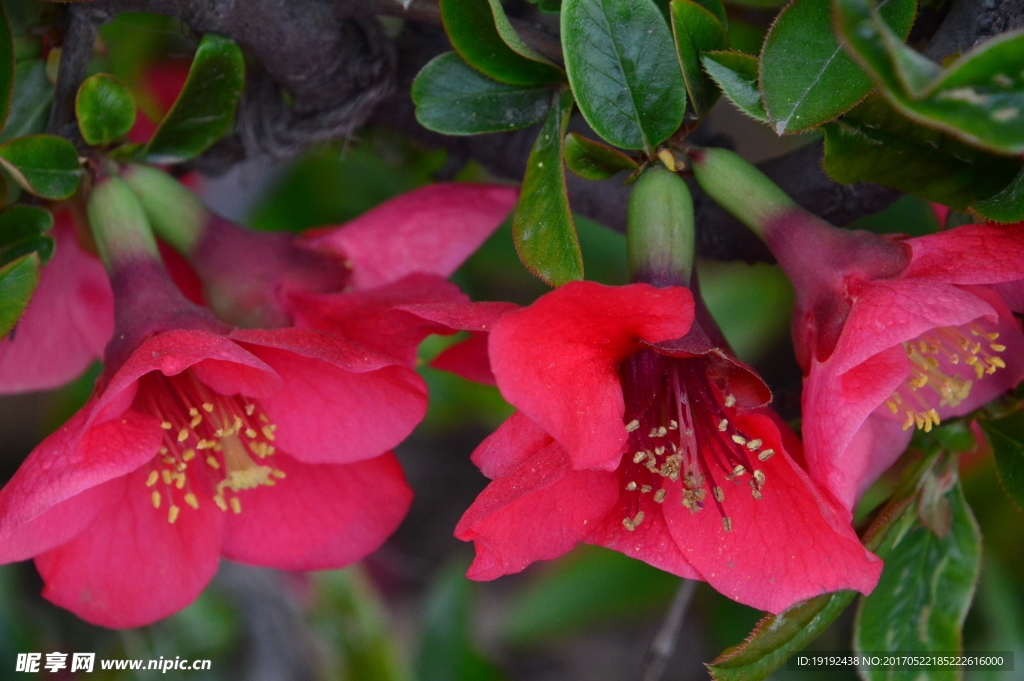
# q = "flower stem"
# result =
<box><xmin>87</xmin><ymin>175</ymin><xmax>161</xmax><ymax>274</ymax></box>
<box><xmin>627</xmin><ymin>165</ymin><xmax>696</xmax><ymax>287</ymax></box>
<box><xmin>122</xmin><ymin>164</ymin><xmax>209</xmax><ymax>255</ymax></box>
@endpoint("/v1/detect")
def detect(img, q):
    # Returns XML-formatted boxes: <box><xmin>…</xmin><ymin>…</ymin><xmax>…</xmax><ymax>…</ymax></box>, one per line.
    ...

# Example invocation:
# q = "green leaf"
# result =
<box><xmin>692</xmin><ymin>0</ymin><xmax>728</xmax><ymax>25</ymax></box>
<box><xmin>418</xmin><ymin>561</ymin><xmax>505</xmax><ymax>681</ymax></box>
<box><xmin>0</xmin><ymin>252</ymin><xmax>38</xmax><ymax>338</ymax></box>
<box><xmin>513</xmin><ymin>90</ymin><xmax>583</xmax><ymax>286</ymax></box>
<box><xmin>701</xmin><ymin>51</ymin><xmax>767</xmax><ymax>121</ymax></box>
<box><xmin>441</xmin><ymin>0</ymin><xmax>564</xmax><ymax>86</ymax></box>
<box><xmin>834</xmin><ymin>0</ymin><xmax>1024</xmax><ymax>154</ymax></box>
<box><xmin>0</xmin><ymin>59</ymin><xmax>53</xmax><ymax>144</ymax></box>
<box><xmin>561</xmin><ymin>0</ymin><xmax>687</xmax><ymax>151</ymax></box>
<box><xmin>504</xmin><ymin>546</ymin><xmax>680</xmax><ymax>644</ymax></box>
<box><xmin>972</xmin><ymin>166</ymin><xmax>1024</xmax><ymax>224</ymax></box>
<box><xmin>413</xmin><ymin>52</ymin><xmax>552</xmax><ymax>135</ymax></box>
<box><xmin>707</xmin><ymin>591</ymin><xmax>859</xmax><ymax>681</ymax></box>
<box><xmin>823</xmin><ymin>95</ymin><xmax>1021</xmax><ymax>210</ymax></box>
<box><xmin>0</xmin><ymin>134</ymin><xmax>81</xmax><ymax>199</ymax></box>
<box><xmin>144</xmin><ymin>33</ymin><xmax>244</xmax><ymax>164</ymax></box>
<box><xmin>0</xmin><ymin>204</ymin><xmax>50</xmax><ymax>247</ymax></box>
<box><xmin>854</xmin><ymin>478</ymin><xmax>981</xmax><ymax>678</ymax></box>
<box><xmin>0</xmin><ymin>4</ymin><xmax>15</xmax><ymax>131</ymax></box>
<box><xmin>671</xmin><ymin>0</ymin><xmax>729</xmax><ymax>118</ymax></box>
<box><xmin>760</xmin><ymin>0</ymin><xmax>916</xmax><ymax>135</ymax></box>
<box><xmin>75</xmin><ymin>73</ymin><xmax>136</xmax><ymax>145</ymax></box>
<box><xmin>0</xmin><ymin>234</ymin><xmax>51</xmax><ymax>267</ymax></box>
<box><xmin>563</xmin><ymin>132</ymin><xmax>639</xmax><ymax>180</ymax></box>
<box><xmin>979</xmin><ymin>410</ymin><xmax>1024</xmax><ymax>511</ymax></box>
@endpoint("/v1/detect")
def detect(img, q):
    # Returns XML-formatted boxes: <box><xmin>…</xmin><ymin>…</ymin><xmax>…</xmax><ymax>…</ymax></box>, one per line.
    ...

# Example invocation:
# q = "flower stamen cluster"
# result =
<box><xmin>139</xmin><ymin>370</ymin><xmax>285</xmax><ymax>522</ymax></box>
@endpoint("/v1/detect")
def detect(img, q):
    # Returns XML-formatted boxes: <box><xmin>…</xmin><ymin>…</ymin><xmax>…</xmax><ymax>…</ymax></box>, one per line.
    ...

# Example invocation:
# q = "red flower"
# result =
<box><xmin>769</xmin><ymin>212</ymin><xmax>1024</xmax><ymax>508</ymax></box>
<box><xmin>0</xmin><ymin>212</ymin><xmax>113</xmax><ymax>393</ymax></box>
<box><xmin>0</xmin><ymin>183</ymin><xmax>417</xmax><ymax>627</ymax></box>
<box><xmin>455</xmin><ymin>281</ymin><xmax>881</xmax><ymax>614</ymax></box>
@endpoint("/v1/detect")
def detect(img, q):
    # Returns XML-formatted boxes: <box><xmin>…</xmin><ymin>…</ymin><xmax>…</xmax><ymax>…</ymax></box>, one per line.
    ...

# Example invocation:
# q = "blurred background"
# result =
<box><xmin>0</xmin><ymin>6</ymin><xmax>1021</xmax><ymax>680</ymax></box>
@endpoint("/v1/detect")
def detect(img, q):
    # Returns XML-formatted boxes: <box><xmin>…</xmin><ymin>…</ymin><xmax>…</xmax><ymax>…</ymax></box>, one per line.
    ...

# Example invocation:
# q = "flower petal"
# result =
<box><xmin>663</xmin><ymin>414</ymin><xmax>881</xmax><ymax>614</ymax></box>
<box><xmin>246</xmin><ymin>345</ymin><xmax>428</xmax><ymax>464</ymax></box>
<box><xmin>0</xmin><ymin>217</ymin><xmax>113</xmax><ymax>393</ymax></box>
<box><xmin>221</xmin><ymin>452</ymin><xmax>412</xmax><ymax>570</ymax></box>
<box><xmin>431</xmin><ymin>332</ymin><xmax>496</xmax><ymax>384</ymax></box>
<box><xmin>471</xmin><ymin>411</ymin><xmax>553</xmax><ymax>479</ymax></box>
<box><xmin>0</xmin><ymin>408</ymin><xmax>162</xmax><ymax>548</ymax></box>
<box><xmin>584</xmin><ymin>501</ymin><xmax>702</xmax><ymax>580</ymax></box>
<box><xmin>456</xmin><ymin>441</ymin><xmax>619</xmax><ymax>580</ymax></box>
<box><xmin>903</xmin><ymin>224</ymin><xmax>1024</xmax><ymax>285</ymax></box>
<box><xmin>490</xmin><ymin>282</ymin><xmax>694</xmax><ymax>471</ymax></box>
<box><xmin>34</xmin><ymin>466</ymin><xmax>224</xmax><ymax>629</ymax></box>
<box><xmin>308</xmin><ymin>183</ymin><xmax>518</xmax><ymax>289</ymax></box>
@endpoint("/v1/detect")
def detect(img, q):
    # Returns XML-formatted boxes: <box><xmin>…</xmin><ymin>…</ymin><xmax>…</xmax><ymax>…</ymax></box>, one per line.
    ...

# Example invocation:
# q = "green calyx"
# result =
<box><xmin>688</xmin><ymin>146</ymin><xmax>798</xmax><ymax>239</ymax></box>
<box><xmin>122</xmin><ymin>163</ymin><xmax>209</xmax><ymax>254</ymax></box>
<box><xmin>87</xmin><ymin>175</ymin><xmax>160</xmax><ymax>273</ymax></box>
<box><xmin>627</xmin><ymin>165</ymin><xmax>696</xmax><ymax>286</ymax></box>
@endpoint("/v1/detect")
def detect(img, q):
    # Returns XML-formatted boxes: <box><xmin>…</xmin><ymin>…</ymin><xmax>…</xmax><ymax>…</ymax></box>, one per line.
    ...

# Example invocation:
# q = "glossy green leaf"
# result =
<box><xmin>417</xmin><ymin>561</ymin><xmax>505</xmax><ymax>681</ymax></box>
<box><xmin>144</xmin><ymin>33</ymin><xmax>244</xmax><ymax>164</ymax></box>
<box><xmin>75</xmin><ymin>73</ymin><xmax>136</xmax><ymax>145</ymax></box>
<box><xmin>760</xmin><ymin>0</ymin><xmax>916</xmax><ymax>135</ymax></box>
<box><xmin>854</xmin><ymin>478</ymin><xmax>981</xmax><ymax>679</ymax></box>
<box><xmin>0</xmin><ymin>204</ymin><xmax>50</xmax><ymax>247</ymax></box>
<box><xmin>0</xmin><ymin>234</ymin><xmax>51</xmax><ymax>268</ymax></box>
<box><xmin>972</xmin><ymin>166</ymin><xmax>1024</xmax><ymax>224</ymax></box>
<box><xmin>504</xmin><ymin>546</ymin><xmax>680</xmax><ymax>644</ymax></box>
<box><xmin>0</xmin><ymin>134</ymin><xmax>81</xmax><ymax>199</ymax></box>
<box><xmin>563</xmin><ymin>132</ymin><xmax>639</xmax><ymax>180</ymax></box>
<box><xmin>701</xmin><ymin>51</ymin><xmax>767</xmax><ymax>121</ymax></box>
<box><xmin>528</xmin><ymin>0</ymin><xmax>564</xmax><ymax>12</ymax></box>
<box><xmin>441</xmin><ymin>0</ymin><xmax>563</xmax><ymax>86</ymax></box>
<box><xmin>979</xmin><ymin>410</ymin><xmax>1024</xmax><ymax>511</ymax></box>
<box><xmin>707</xmin><ymin>590</ymin><xmax>859</xmax><ymax>681</ymax></box>
<box><xmin>413</xmin><ymin>52</ymin><xmax>552</xmax><ymax>135</ymax></box>
<box><xmin>0</xmin><ymin>4</ymin><xmax>14</xmax><ymax>131</ymax></box>
<box><xmin>0</xmin><ymin>59</ymin><xmax>53</xmax><ymax>144</ymax></box>
<box><xmin>513</xmin><ymin>90</ymin><xmax>582</xmax><ymax>286</ymax></box>
<box><xmin>561</xmin><ymin>0</ymin><xmax>687</xmax><ymax>151</ymax></box>
<box><xmin>671</xmin><ymin>0</ymin><xmax>729</xmax><ymax>118</ymax></box>
<box><xmin>0</xmin><ymin>252</ymin><xmax>38</xmax><ymax>338</ymax></box>
<box><xmin>823</xmin><ymin>96</ymin><xmax>1020</xmax><ymax>210</ymax></box>
<box><xmin>834</xmin><ymin>0</ymin><xmax>1024</xmax><ymax>154</ymax></box>
<box><xmin>692</xmin><ymin>0</ymin><xmax>728</xmax><ymax>25</ymax></box>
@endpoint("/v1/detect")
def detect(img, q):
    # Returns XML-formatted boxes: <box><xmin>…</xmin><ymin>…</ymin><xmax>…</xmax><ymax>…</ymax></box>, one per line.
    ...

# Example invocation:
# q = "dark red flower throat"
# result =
<box><xmin>619</xmin><ymin>348</ymin><xmax>772</xmax><ymax>534</ymax></box>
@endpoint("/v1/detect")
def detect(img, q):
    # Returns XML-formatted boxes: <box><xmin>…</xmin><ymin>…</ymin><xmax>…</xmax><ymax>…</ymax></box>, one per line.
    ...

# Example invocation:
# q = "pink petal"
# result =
<box><xmin>0</xmin><ymin>216</ymin><xmax>113</xmax><ymax>393</ymax></box>
<box><xmin>471</xmin><ymin>411</ymin><xmax>553</xmax><ymax>479</ymax></box>
<box><xmin>308</xmin><ymin>183</ymin><xmax>518</xmax><ymax>289</ymax></box>
<box><xmin>0</xmin><ymin>408</ymin><xmax>163</xmax><ymax>549</ymax></box>
<box><xmin>34</xmin><ymin>466</ymin><xmax>224</xmax><ymax>628</ymax></box>
<box><xmin>584</xmin><ymin>501</ymin><xmax>702</xmax><ymax>580</ymax></box>
<box><xmin>404</xmin><ymin>301</ymin><xmax>519</xmax><ymax>384</ymax></box>
<box><xmin>455</xmin><ymin>441</ymin><xmax>620</xmax><ymax>580</ymax></box>
<box><xmin>663</xmin><ymin>414</ymin><xmax>881</xmax><ymax>614</ymax></box>
<box><xmin>992</xmin><ymin>279</ymin><xmax>1024</xmax><ymax>313</ymax></box>
<box><xmin>430</xmin><ymin>332</ymin><xmax>496</xmax><ymax>384</ymax></box>
<box><xmin>489</xmin><ymin>282</ymin><xmax>694</xmax><ymax>471</ymax></box>
<box><xmin>903</xmin><ymin>224</ymin><xmax>1024</xmax><ymax>284</ymax></box>
<box><xmin>245</xmin><ymin>345</ymin><xmax>428</xmax><ymax>464</ymax></box>
<box><xmin>832</xmin><ymin>279</ymin><xmax>996</xmax><ymax>375</ymax></box>
<box><xmin>221</xmin><ymin>452</ymin><xmax>412</xmax><ymax>570</ymax></box>
<box><xmin>286</xmin><ymin>274</ymin><xmax>468</xmax><ymax>367</ymax></box>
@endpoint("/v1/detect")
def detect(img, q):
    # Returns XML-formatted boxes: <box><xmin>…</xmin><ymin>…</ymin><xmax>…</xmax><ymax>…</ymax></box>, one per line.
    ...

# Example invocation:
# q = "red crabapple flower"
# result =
<box><xmin>122</xmin><ymin>165</ymin><xmax>518</xmax><ymax>342</ymax></box>
<box><xmin>456</xmin><ymin>168</ymin><xmax>881</xmax><ymax>614</ymax></box>
<box><xmin>0</xmin><ymin>211</ymin><xmax>113</xmax><ymax>393</ymax></box>
<box><xmin>691</xmin><ymin>148</ymin><xmax>1024</xmax><ymax>509</ymax></box>
<box><xmin>0</xmin><ymin>178</ymin><xmax>413</xmax><ymax>628</ymax></box>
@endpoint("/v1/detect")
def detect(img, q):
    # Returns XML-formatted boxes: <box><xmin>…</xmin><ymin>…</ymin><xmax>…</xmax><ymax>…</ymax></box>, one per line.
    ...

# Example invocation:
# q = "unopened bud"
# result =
<box><xmin>688</xmin><ymin>147</ymin><xmax>798</xmax><ymax>239</ymax></box>
<box><xmin>627</xmin><ymin>165</ymin><xmax>695</xmax><ymax>286</ymax></box>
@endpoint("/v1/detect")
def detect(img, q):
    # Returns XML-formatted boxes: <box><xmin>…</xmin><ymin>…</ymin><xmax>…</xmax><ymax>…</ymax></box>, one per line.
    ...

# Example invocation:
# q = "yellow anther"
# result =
<box><xmin>161</xmin><ymin>421</ymin><xmax>172</xmax><ymax>430</ymax></box>
<box><xmin>183</xmin><ymin>449</ymin><xmax>196</xmax><ymax>462</ymax></box>
<box><xmin>724</xmin><ymin>394</ymin><xmax>736</xmax><ymax>408</ymax></box>
<box><xmin>668</xmin><ymin>420</ymin><xmax>678</xmax><ymax>430</ymax></box>
<box><xmin>261</xmin><ymin>425</ymin><xmax>276</xmax><ymax>441</ymax></box>
<box><xmin>991</xmin><ymin>343</ymin><xmax>1006</xmax><ymax>352</ymax></box>
<box><xmin>230</xmin><ymin>497</ymin><xmax>242</xmax><ymax>514</ymax></box>
<box><xmin>190</xmin><ymin>415</ymin><xmax>203</xmax><ymax>428</ymax></box>
<box><xmin>202</xmin><ymin>403</ymin><xmax>214</xmax><ymax>413</ymax></box>
<box><xmin>633</xmin><ymin>451</ymin><xmax>647</xmax><ymax>464</ymax></box>
<box><xmin>758</xmin><ymin>449</ymin><xmax>776</xmax><ymax>461</ymax></box>
<box><xmin>145</xmin><ymin>471</ymin><xmax>159</xmax><ymax>487</ymax></box>
<box><xmin>175</xmin><ymin>474</ymin><xmax>186</xmax><ymax>489</ymax></box>
<box><xmin>214</xmin><ymin>495</ymin><xmax>228</xmax><ymax>512</ymax></box>
<box><xmin>641</xmin><ymin>485</ymin><xmax>652</xmax><ymax>493</ymax></box>
<box><xmin>654</xmin><ymin>489</ymin><xmax>667</xmax><ymax>503</ymax></box>
<box><xmin>622</xmin><ymin>518</ymin><xmax>636</xmax><ymax>531</ymax></box>
<box><xmin>245</xmin><ymin>428</ymin><xmax>257</xmax><ymax>439</ymax></box>
<box><xmin>206</xmin><ymin>456</ymin><xmax>221</xmax><ymax>469</ymax></box>
<box><xmin>731</xmin><ymin>434</ymin><xmax>747</xmax><ymax>446</ymax></box>
<box><xmin>722</xmin><ymin>517</ymin><xmax>732</xmax><ymax>532</ymax></box>
<box><xmin>185</xmin><ymin>493</ymin><xmax>199</xmax><ymax>509</ymax></box>
<box><xmin>752</xmin><ymin>489</ymin><xmax>763</xmax><ymax>500</ymax></box>
<box><xmin>754</xmin><ymin>469</ymin><xmax>766</xmax><ymax>486</ymax></box>
<box><xmin>168</xmin><ymin>505</ymin><xmax>180</xmax><ymax>524</ymax></box>
<box><xmin>188</xmin><ymin>408</ymin><xmax>199</xmax><ymax>417</ymax></box>
<box><xmin>272</xmin><ymin>470</ymin><xmax>286</xmax><ymax>479</ymax></box>
<box><xmin>990</xmin><ymin>356</ymin><xmax>1006</xmax><ymax>369</ymax></box>
<box><xmin>245</xmin><ymin>403</ymin><xmax>256</xmax><ymax>416</ymax></box>
<box><xmin>625</xmin><ymin>419</ymin><xmax>640</xmax><ymax>432</ymax></box>
<box><xmin>626</xmin><ymin>481</ymin><xmax>638</xmax><ymax>491</ymax></box>
<box><xmin>903</xmin><ymin>411</ymin><xmax>915</xmax><ymax>430</ymax></box>
<box><xmin>713</xmin><ymin>486</ymin><xmax>724</xmax><ymax>502</ymax></box>
<box><xmin>151</xmin><ymin>491</ymin><xmax>161</xmax><ymax>509</ymax></box>
<box><xmin>162</xmin><ymin>469</ymin><xmax>172</xmax><ymax>485</ymax></box>
<box><xmin>718</xmin><ymin>419</ymin><xmax>728</xmax><ymax>431</ymax></box>
<box><xmin>746</xmin><ymin>439</ymin><xmax>763</xmax><ymax>450</ymax></box>
<box><xmin>732</xmin><ymin>465</ymin><xmax>745</xmax><ymax>476</ymax></box>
